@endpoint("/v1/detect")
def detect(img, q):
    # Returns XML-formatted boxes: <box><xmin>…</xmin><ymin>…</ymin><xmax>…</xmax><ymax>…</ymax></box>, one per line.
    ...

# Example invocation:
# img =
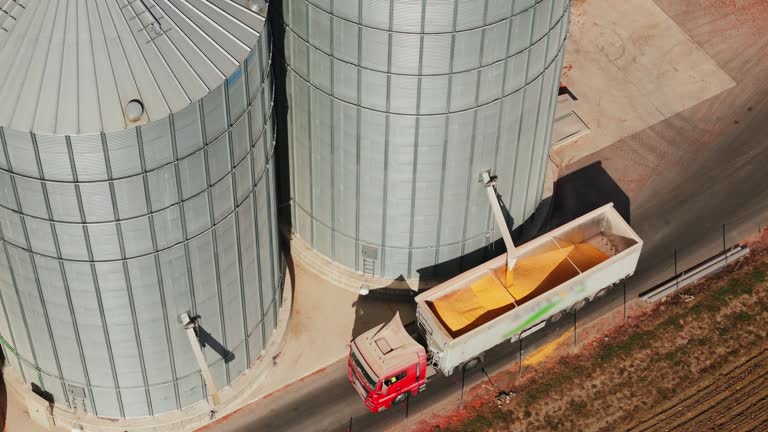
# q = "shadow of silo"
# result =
<box><xmin>268</xmin><ymin>0</ymin><xmax>294</xmax><ymax>237</ymax></box>
<box><xmin>414</xmin><ymin>161</ymin><xmax>628</xmax><ymax>290</ymax></box>
<box><xmin>547</xmin><ymin>161</ymin><xmax>630</xmax><ymax>230</ymax></box>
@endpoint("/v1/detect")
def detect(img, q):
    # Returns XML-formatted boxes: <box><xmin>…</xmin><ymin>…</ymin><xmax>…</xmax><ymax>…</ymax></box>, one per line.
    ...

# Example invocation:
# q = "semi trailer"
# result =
<box><xmin>347</xmin><ymin>174</ymin><xmax>643</xmax><ymax>413</ymax></box>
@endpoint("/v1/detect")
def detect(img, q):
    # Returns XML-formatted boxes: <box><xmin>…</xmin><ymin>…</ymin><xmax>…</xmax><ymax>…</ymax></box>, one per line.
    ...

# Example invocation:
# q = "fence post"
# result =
<box><xmin>674</xmin><ymin>248</ymin><xmax>679</xmax><ymax>292</ymax></box>
<box><xmin>459</xmin><ymin>366</ymin><xmax>466</xmax><ymax>409</ymax></box>
<box><xmin>723</xmin><ymin>224</ymin><xmax>727</xmax><ymax>265</ymax></box>
<box><xmin>623</xmin><ymin>280</ymin><xmax>627</xmax><ymax>321</ymax></box>
<box><xmin>573</xmin><ymin>309</ymin><xmax>577</xmax><ymax>348</ymax></box>
<box><xmin>404</xmin><ymin>394</ymin><xmax>410</xmax><ymax>432</ymax></box>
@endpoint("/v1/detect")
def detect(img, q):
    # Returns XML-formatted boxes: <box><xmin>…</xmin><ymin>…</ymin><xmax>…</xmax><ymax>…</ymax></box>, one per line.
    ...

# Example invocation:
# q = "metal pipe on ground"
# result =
<box><xmin>640</xmin><ymin>245</ymin><xmax>750</xmax><ymax>302</ymax></box>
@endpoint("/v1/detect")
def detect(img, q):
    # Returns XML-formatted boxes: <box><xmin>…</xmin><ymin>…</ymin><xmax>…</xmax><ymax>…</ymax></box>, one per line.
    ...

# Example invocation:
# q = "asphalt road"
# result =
<box><xmin>208</xmin><ymin>3</ymin><xmax>768</xmax><ymax>431</ymax></box>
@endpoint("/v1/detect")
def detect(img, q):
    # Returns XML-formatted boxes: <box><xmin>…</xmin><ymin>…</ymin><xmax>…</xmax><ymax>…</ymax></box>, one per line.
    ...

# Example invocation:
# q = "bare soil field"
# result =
<box><xmin>628</xmin><ymin>348</ymin><xmax>768</xmax><ymax>432</ymax></box>
<box><xmin>415</xmin><ymin>234</ymin><xmax>768</xmax><ymax>432</ymax></box>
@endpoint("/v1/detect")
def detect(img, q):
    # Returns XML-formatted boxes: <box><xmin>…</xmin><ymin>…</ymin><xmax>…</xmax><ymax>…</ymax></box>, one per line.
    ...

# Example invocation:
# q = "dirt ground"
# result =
<box><xmin>627</xmin><ymin>348</ymin><xmax>768</xmax><ymax>431</ymax></box>
<box><xmin>414</xmin><ymin>231</ymin><xmax>768</xmax><ymax>432</ymax></box>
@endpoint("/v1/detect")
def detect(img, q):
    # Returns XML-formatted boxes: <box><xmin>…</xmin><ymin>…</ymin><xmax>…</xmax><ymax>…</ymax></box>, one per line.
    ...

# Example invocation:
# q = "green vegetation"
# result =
<box><xmin>655</xmin><ymin>385</ymin><xmax>677</xmax><ymax>400</ymax></box>
<box><xmin>523</xmin><ymin>360</ymin><xmax>587</xmax><ymax>406</ymax></box>
<box><xmin>727</xmin><ymin>310</ymin><xmax>753</xmax><ymax>324</ymax></box>
<box><xmin>688</xmin><ymin>337</ymin><xmax>708</xmax><ymax>348</ymax></box>
<box><xmin>455</xmin><ymin>414</ymin><xmax>494</xmax><ymax>432</ymax></box>
<box><xmin>543</xmin><ymin>415</ymin><xmax>561</xmax><ymax>431</ymax></box>
<box><xmin>716</xmin><ymin>277</ymin><xmax>752</xmax><ymax>298</ymax></box>
<box><xmin>658</xmin><ymin>314</ymin><xmax>684</xmax><ymax>331</ymax></box>
<box><xmin>690</xmin><ymin>299</ymin><xmax>720</xmax><ymax>315</ymax></box>
<box><xmin>662</xmin><ymin>345</ymin><xmax>686</xmax><ymax>368</ymax></box>
<box><xmin>568</xmin><ymin>399</ymin><xmax>588</xmax><ymax>415</ymax></box>
<box><xmin>595</xmin><ymin>330</ymin><xmax>654</xmax><ymax>365</ymax></box>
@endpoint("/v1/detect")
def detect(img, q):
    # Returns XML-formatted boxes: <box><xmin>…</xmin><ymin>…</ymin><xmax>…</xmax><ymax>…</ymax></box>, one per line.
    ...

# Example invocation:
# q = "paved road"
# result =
<box><xmin>207</xmin><ymin>2</ymin><xmax>768</xmax><ymax>431</ymax></box>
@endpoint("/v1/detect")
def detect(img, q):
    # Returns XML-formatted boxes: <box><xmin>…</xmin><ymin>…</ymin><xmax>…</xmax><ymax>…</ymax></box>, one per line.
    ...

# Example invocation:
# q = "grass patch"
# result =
<box><xmin>488</xmin><ymin>408</ymin><xmax>515</xmax><ymax>423</ymax></box>
<box><xmin>716</xmin><ymin>278</ymin><xmax>753</xmax><ymax>298</ymax></box>
<box><xmin>658</xmin><ymin>315</ymin><xmax>684</xmax><ymax>331</ymax></box>
<box><xmin>662</xmin><ymin>346</ymin><xmax>687</xmax><ymax>368</ymax></box>
<box><xmin>750</xmin><ymin>268</ymin><xmax>766</xmax><ymax>283</ymax></box>
<box><xmin>689</xmin><ymin>337</ymin><xmax>708</xmax><ymax>347</ymax></box>
<box><xmin>596</xmin><ymin>330</ymin><xmax>654</xmax><ymax>365</ymax></box>
<box><xmin>543</xmin><ymin>415</ymin><xmax>562</xmax><ymax>431</ymax></box>
<box><xmin>690</xmin><ymin>299</ymin><xmax>721</xmax><ymax>315</ymax></box>
<box><xmin>713</xmin><ymin>311</ymin><xmax>754</xmax><ymax>338</ymax></box>
<box><xmin>447</xmin><ymin>404</ymin><xmax>516</xmax><ymax>431</ymax></box>
<box><xmin>568</xmin><ymin>399</ymin><xmax>588</xmax><ymax>415</ymax></box>
<box><xmin>715</xmin><ymin>324</ymin><xmax>731</xmax><ymax>337</ymax></box>
<box><xmin>655</xmin><ymin>385</ymin><xmax>676</xmax><ymax>400</ymax></box>
<box><xmin>727</xmin><ymin>310</ymin><xmax>753</xmax><ymax>324</ymax></box>
<box><xmin>686</xmin><ymin>274</ymin><xmax>760</xmax><ymax>316</ymax></box>
<box><xmin>758</xmin><ymin>298</ymin><xmax>768</xmax><ymax>312</ymax></box>
<box><xmin>523</xmin><ymin>361</ymin><xmax>587</xmax><ymax>406</ymax></box>
<box><xmin>457</xmin><ymin>414</ymin><xmax>494</xmax><ymax>432</ymax></box>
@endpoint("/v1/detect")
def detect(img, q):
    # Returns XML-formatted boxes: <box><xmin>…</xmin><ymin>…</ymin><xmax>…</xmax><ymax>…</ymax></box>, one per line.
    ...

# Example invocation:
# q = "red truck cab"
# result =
<box><xmin>347</xmin><ymin>313</ymin><xmax>428</xmax><ymax>412</ymax></box>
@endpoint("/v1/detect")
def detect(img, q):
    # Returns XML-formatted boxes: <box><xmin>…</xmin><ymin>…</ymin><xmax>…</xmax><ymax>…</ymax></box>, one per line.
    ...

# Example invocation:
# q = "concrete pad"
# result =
<box><xmin>240</xmin><ymin>256</ymin><xmax>416</xmax><ymax>402</ymax></box>
<box><xmin>25</xmin><ymin>393</ymin><xmax>55</xmax><ymax>430</ymax></box>
<box><xmin>553</xmin><ymin>0</ymin><xmax>736</xmax><ymax>166</ymax></box>
<box><xmin>2</xmin><ymin>369</ymin><xmax>67</xmax><ymax>432</ymax></box>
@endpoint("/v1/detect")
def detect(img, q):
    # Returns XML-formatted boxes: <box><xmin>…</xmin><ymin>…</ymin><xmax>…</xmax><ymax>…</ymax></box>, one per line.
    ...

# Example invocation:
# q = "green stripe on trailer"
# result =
<box><xmin>502</xmin><ymin>301</ymin><xmax>560</xmax><ymax>339</ymax></box>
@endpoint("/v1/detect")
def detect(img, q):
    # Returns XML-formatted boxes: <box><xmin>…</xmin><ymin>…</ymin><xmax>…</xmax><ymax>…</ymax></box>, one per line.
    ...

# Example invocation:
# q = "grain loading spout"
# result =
<box><xmin>481</xmin><ymin>171</ymin><xmax>516</xmax><ymax>275</ymax></box>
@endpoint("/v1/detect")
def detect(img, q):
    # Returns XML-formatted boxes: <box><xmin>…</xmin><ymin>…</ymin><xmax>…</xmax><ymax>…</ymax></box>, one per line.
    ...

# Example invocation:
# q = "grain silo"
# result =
<box><xmin>0</xmin><ymin>0</ymin><xmax>284</xmax><ymax>424</ymax></box>
<box><xmin>282</xmin><ymin>0</ymin><xmax>571</xmax><ymax>280</ymax></box>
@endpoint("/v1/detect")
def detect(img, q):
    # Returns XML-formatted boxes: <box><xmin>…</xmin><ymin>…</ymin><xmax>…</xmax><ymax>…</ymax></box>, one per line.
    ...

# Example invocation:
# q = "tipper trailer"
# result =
<box><xmin>348</xmin><ymin>174</ymin><xmax>643</xmax><ymax>412</ymax></box>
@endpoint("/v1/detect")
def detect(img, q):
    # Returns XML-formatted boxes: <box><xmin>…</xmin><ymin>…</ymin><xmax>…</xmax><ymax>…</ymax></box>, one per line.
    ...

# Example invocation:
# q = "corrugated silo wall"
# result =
<box><xmin>283</xmin><ymin>0</ymin><xmax>571</xmax><ymax>279</ymax></box>
<box><xmin>0</xmin><ymin>26</ymin><xmax>279</xmax><ymax>418</ymax></box>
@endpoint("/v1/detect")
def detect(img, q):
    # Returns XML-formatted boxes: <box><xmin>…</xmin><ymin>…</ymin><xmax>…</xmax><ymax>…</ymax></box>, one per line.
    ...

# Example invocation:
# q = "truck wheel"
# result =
<box><xmin>394</xmin><ymin>393</ymin><xmax>409</xmax><ymax>404</ymax></box>
<box><xmin>548</xmin><ymin>310</ymin><xmax>565</xmax><ymax>323</ymax></box>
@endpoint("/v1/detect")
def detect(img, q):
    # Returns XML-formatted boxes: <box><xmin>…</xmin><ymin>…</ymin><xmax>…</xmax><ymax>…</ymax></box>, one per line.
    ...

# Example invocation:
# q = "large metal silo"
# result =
<box><xmin>283</xmin><ymin>0</ymin><xmax>571</xmax><ymax>279</ymax></box>
<box><xmin>0</xmin><ymin>0</ymin><xmax>282</xmax><ymax>421</ymax></box>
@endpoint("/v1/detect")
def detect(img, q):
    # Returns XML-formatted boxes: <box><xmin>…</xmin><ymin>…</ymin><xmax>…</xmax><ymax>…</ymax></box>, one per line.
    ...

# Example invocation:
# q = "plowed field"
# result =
<box><xmin>628</xmin><ymin>349</ymin><xmax>768</xmax><ymax>432</ymax></box>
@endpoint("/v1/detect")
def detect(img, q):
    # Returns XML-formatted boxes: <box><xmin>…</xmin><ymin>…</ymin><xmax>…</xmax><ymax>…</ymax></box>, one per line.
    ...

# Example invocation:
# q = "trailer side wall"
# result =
<box><xmin>415</xmin><ymin>204</ymin><xmax>642</xmax><ymax>375</ymax></box>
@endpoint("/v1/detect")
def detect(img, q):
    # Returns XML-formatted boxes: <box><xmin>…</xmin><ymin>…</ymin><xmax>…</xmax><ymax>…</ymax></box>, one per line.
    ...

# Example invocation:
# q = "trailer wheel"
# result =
<box><xmin>548</xmin><ymin>310</ymin><xmax>565</xmax><ymax>323</ymax></box>
<box><xmin>594</xmin><ymin>287</ymin><xmax>609</xmax><ymax>299</ymax></box>
<box><xmin>570</xmin><ymin>298</ymin><xmax>588</xmax><ymax>313</ymax></box>
<box><xmin>464</xmin><ymin>357</ymin><xmax>482</xmax><ymax>370</ymax></box>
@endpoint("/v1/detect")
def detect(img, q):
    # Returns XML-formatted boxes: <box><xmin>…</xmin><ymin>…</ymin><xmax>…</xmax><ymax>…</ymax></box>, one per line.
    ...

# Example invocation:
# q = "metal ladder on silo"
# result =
<box><xmin>361</xmin><ymin>245</ymin><xmax>378</xmax><ymax>278</ymax></box>
<box><xmin>362</xmin><ymin>257</ymin><xmax>376</xmax><ymax>278</ymax></box>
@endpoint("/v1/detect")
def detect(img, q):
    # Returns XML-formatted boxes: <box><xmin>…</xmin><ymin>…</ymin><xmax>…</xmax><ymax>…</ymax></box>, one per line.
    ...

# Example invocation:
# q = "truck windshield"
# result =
<box><xmin>350</xmin><ymin>349</ymin><xmax>378</xmax><ymax>390</ymax></box>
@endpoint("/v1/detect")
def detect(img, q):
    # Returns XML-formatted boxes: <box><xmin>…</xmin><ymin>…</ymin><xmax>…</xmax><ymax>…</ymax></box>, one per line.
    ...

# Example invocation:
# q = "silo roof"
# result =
<box><xmin>0</xmin><ymin>0</ymin><xmax>267</xmax><ymax>135</ymax></box>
